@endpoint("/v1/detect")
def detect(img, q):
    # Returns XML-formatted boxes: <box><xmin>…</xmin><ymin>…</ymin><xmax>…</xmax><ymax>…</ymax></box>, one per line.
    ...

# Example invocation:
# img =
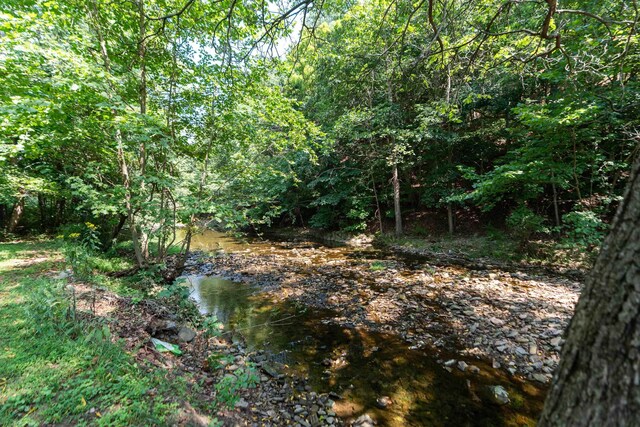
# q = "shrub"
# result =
<box><xmin>506</xmin><ymin>205</ymin><xmax>549</xmax><ymax>243</ymax></box>
<box><xmin>562</xmin><ymin>210</ymin><xmax>607</xmax><ymax>249</ymax></box>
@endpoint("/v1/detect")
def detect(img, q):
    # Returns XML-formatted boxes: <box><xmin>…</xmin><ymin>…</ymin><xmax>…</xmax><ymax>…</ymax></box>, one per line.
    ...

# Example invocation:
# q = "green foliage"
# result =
<box><xmin>202</xmin><ymin>315</ymin><xmax>224</xmax><ymax>338</ymax></box>
<box><xmin>0</xmin><ymin>242</ymin><xmax>189</xmax><ymax>426</ymax></box>
<box><xmin>22</xmin><ymin>278</ymin><xmax>78</xmax><ymax>335</ymax></box>
<box><xmin>206</xmin><ymin>353</ymin><xmax>234</xmax><ymax>371</ymax></box>
<box><xmin>561</xmin><ymin>210</ymin><xmax>607</xmax><ymax>249</ymax></box>
<box><xmin>60</xmin><ymin>222</ymin><xmax>101</xmax><ymax>280</ymax></box>
<box><xmin>506</xmin><ymin>206</ymin><xmax>549</xmax><ymax>243</ymax></box>
<box><xmin>214</xmin><ymin>364</ymin><xmax>260</xmax><ymax>408</ymax></box>
<box><xmin>1</xmin><ymin>0</ymin><xmax>637</xmax><ymax>254</ymax></box>
<box><xmin>155</xmin><ymin>280</ymin><xmax>201</xmax><ymax>325</ymax></box>
<box><xmin>369</xmin><ymin>261</ymin><xmax>386</xmax><ymax>271</ymax></box>
<box><xmin>281</xmin><ymin>0</ymin><xmax>638</xmax><ymax>243</ymax></box>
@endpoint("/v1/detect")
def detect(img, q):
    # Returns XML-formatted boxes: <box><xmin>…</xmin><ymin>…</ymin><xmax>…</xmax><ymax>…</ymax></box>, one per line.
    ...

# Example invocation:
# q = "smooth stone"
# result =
<box><xmin>178</xmin><ymin>326</ymin><xmax>197</xmax><ymax>342</ymax></box>
<box><xmin>490</xmin><ymin>317</ymin><xmax>505</xmax><ymax>326</ymax></box>
<box><xmin>376</xmin><ymin>396</ymin><xmax>392</xmax><ymax>409</ymax></box>
<box><xmin>353</xmin><ymin>414</ymin><xmax>375</xmax><ymax>426</ymax></box>
<box><xmin>533</xmin><ymin>373</ymin><xmax>549</xmax><ymax>383</ymax></box>
<box><xmin>488</xmin><ymin>385</ymin><xmax>510</xmax><ymax>405</ymax></box>
<box><xmin>235</xmin><ymin>398</ymin><xmax>249</xmax><ymax>409</ymax></box>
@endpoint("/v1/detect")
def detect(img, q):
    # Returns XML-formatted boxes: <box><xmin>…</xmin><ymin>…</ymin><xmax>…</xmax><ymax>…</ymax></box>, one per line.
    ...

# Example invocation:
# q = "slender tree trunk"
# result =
<box><xmin>137</xmin><ymin>0</ymin><xmax>150</xmax><ymax>261</ymax></box>
<box><xmin>386</xmin><ymin>66</ymin><xmax>402</xmax><ymax>236</ymax></box>
<box><xmin>117</xmin><ymin>132</ymin><xmax>146</xmax><ymax>268</ymax></box>
<box><xmin>138</xmin><ymin>0</ymin><xmax>147</xmax><ymax>118</ymax></box>
<box><xmin>38</xmin><ymin>194</ymin><xmax>46</xmax><ymax>230</ymax></box>
<box><xmin>445</xmin><ymin>66</ymin><xmax>455</xmax><ymax>235</ymax></box>
<box><xmin>572</xmin><ymin>132</ymin><xmax>583</xmax><ymax>201</ymax></box>
<box><xmin>539</xmin><ymin>154</ymin><xmax>640</xmax><ymax>425</ymax></box>
<box><xmin>551</xmin><ymin>176</ymin><xmax>561</xmax><ymax>228</ymax></box>
<box><xmin>56</xmin><ymin>198</ymin><xmax>66</xmax><ymax>226</ymax></box>
<box><xmin>447</xmin><ymin>203</ymin><xmax>454</xmax><ymax>234</ymax></box>
<box><xmin>392</xmin><ymin>163</ymin><xmax>402</xmax><ymax>236</ymax></box>
<box><xmin>7</xmin><ymin>193</ymin><xmax>25</xmax><ymax>233</ymax></box>
<box><xmin>371</xmin><ymin>175</ymin><xmax>383</xmax><ymax>234</ymax></box>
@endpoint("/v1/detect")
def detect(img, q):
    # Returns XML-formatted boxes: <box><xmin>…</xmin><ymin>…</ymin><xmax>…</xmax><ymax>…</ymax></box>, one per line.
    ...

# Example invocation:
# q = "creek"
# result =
<box><xmin>183</xmin><ymin>230</ymin><xmax>546</xmax><ymax>426</ymax></box>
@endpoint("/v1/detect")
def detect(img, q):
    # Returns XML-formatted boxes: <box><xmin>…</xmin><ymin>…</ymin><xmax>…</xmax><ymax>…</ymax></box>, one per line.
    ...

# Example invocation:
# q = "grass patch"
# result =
<box><xmin>369</xmin><ymin>261</ymin><xmax>387</xmax><ymax>271</ymax></box>
<box><xmin>0</xmin><ymin>240</ymin><xmax>196</xmax><ymax>426</ymax></box>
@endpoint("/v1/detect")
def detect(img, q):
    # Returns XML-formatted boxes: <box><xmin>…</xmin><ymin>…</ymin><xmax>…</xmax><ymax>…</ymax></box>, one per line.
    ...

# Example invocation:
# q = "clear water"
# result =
<box><xmin>184</xmin><ymin>232</ymin><xmax>546</xmax><ymax>426</ymax></box>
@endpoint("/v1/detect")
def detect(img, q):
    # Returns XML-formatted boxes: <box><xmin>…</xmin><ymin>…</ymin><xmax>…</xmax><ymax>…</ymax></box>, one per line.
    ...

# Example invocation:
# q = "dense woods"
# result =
<box><xmin>2</xmin><ymin>0</ymin><xmax>638</xmax><ymax>247</ymax></box>
<box><xmin>1</xmin><ymin>0</ymin><xmax>639</xmax><ymax>425</ymax></box>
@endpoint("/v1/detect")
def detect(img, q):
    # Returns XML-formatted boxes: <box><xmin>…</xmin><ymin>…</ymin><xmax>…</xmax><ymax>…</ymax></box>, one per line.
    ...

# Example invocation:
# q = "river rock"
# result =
<box><xmin>533</xmin><ymin>373</ymin><xmax>549</xmax><ymax>383</ymax></box>
<box><xmin>550</xmin><ymin>336</ymin><xmax>562</xmax><ymax>346</ymax></box>
<box><xmin>261</xmin><ymin>362</ymin><xmax>280</xmax><ymax>378</ymax></box>
<box><xmin>490</xmin><ymin>317</ymin><xmax>504</xmax><ymax>326</ymax></box>
<box><xmin>178</xmin><ymin>326</ymin><xmax>197</xmax><ymax>342</ymax></box>
<box><xmin>353</xmin><ymin>413</ymin><xmax>375</xmax><ymax>427</ymax></box>
<box><xmin>488</xmin><ymin>385</ymin><xmax>510</xmax><ymax>405</ymax></box>
<box><xmin>235</xmin><ymin>398</ymin><xmax>249</xmax><ymax>409</ymax></box>
<box><xmin>54</xmin><ymin>269</ymin><xmax>73</xmax><ymax>279</ymax></box>
<box><xmin>376</xmin><ymin>396</ymin><xmax>392</xmax><ymax>409</ymax></box>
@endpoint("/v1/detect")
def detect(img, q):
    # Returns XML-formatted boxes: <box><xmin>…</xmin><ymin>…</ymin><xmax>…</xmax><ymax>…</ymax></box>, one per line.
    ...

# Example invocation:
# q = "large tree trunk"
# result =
<box><xmin>539</xmin><ymin>154</ymin><xmax>640</xmax><ymax>425</ymax></box>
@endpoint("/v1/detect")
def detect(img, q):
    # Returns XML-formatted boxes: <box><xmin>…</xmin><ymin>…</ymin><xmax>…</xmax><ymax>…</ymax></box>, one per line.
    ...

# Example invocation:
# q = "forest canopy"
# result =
<box><xmin>1</xmin><ymin>0</ymin><xmax>638</xmax><ymax>263</ymax></box>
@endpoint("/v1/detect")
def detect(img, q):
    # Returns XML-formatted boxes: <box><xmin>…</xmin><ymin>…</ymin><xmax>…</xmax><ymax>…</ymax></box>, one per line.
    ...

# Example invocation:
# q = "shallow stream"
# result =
<box><xmin>184</xmin><ymin>230</ymin><xmax>545</xmax><ymax>426</ymax></box>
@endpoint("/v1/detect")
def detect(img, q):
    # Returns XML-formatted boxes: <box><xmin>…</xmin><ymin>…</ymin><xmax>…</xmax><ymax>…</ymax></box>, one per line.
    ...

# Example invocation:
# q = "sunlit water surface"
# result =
<box><xmin>183</xmin><ymin>230</ymin><xmax>545</xmax><ymax>426</ymax></box>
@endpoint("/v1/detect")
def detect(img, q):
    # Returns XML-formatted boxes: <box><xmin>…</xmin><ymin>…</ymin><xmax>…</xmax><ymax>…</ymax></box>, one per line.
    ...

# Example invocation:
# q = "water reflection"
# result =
<box><xmin>178</xmin><ymin>229</ymin><xmax>254</xmax><ymax>252</ymax></box>
<box><xmin>187</xmin><ymin>275</ymin><xmax>544</xmax><ymax>426</ymax></box>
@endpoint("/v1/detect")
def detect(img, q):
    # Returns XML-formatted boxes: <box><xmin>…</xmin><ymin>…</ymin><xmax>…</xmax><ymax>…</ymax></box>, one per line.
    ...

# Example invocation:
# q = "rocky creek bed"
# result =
<box><xmin>68</xmin><ymin>281</ymin><xmax>345</xmax><ymax>427</ymax></box>
<box><xmin>185</xmin><ymin>246</ymin><xmax>579</xmax><ymax>383</ymax></box>
<box><xmin>175</xmin><ymin>231</ymin><xmax>582</xmax><ymax>426</ymax></box>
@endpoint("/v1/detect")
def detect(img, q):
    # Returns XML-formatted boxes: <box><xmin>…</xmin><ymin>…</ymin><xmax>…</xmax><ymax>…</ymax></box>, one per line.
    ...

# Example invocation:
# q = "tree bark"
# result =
<box><xmin>56</xmin><ymin>198</ymin><xmax>66</xmax><ymax>226</ymax></box>
<box><xmin>371</xmin><ymin>175</ymin><xmax>383</xmax><ymax>234</ymax></box>
<box><xmin>552</xmin><ymin>179</ymin><xmax>561</xmax><ymax>228</ymax></box>
<box><xmin>117</xmin><ymin>132</ymin><xmax>146</xmax><ymax>268</ymax></box>
<box><xmin>447</xmin><ymin>203</ymin><xmax>454</xmax><ymax>234</ymax></box>
<box><xmin>539</xmin><ymin>154</ymin><xmax>640</xmax><ymax>426</ymax></box>
<box><xmin>392</xmin><ymin>163</ymin><xmax>402</xmax><ymax>236</ymax></box>
<box><xmin>104</xmin><ymin>213</ymin><xmax>127</xmax><ymax>251</ymax></box>
<box><xmin>7</xmin><ymin>194</ymin><xmax>25</xmax><ymax>233</ymax></box>
<box><xmin>38</xmin><ymin>194</ymin><xmax>47</xmax><ymax>230</ymax></box>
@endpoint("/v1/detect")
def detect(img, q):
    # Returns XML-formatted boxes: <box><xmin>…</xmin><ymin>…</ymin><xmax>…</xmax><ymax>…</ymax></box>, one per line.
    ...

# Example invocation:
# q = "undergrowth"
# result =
<box><xmin>0</xmin><ymin>240</ymin><xmax>210</xmax><ymax>426</ymax></box>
